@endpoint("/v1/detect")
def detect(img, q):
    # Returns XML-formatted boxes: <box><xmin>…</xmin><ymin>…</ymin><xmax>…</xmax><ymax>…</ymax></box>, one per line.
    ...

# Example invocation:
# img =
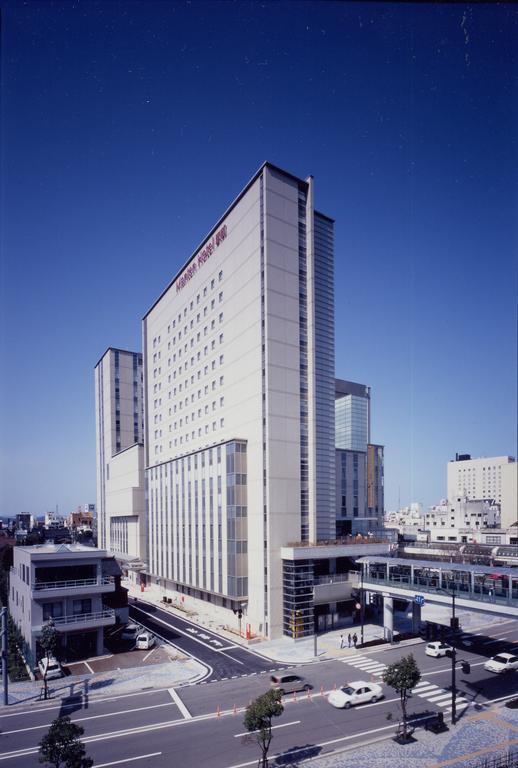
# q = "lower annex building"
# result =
<box><xmin>96</xmin><ymin>162</ymin><xmax>388</xmax><ymax>640</ymax></box>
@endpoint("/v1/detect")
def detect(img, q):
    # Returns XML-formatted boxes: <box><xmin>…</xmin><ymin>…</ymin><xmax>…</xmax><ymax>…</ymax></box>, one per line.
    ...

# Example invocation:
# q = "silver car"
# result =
<box><xmin>270</xmin><ymin>673</ymin><xmax>311</xmax><ymax>694</ymax></box>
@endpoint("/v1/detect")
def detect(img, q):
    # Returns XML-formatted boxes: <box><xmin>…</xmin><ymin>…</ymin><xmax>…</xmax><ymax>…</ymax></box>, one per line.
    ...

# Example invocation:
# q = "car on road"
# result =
<box><xmin>121</xmin><ymin>623</ymin><xmax>141</xmax><ymax>642</ymax></box>
<box><xmin>38</xmin><ymin>655</ymin><xmax>63</xmax><ymax>680</ymax></box>
<box><xmin>136</xmin><ymin>631</ymin><xmax>156</xmax><ymax>650</ymax></box>
<box><xmin>484</xmin><ymin>653</ymin><xmax>518</xmax><ymax>673</ymax></box>
<box><xmin>328</xmin><ymin>681</ymin><xmax>384</xmax><ymax>709</ymax></box>
<box><xmin>270</xmin><ymin>674</ymin><xmax>311</xmax><ymax>694</ymax></box>
<box><xmin>425</xmin><ymin>641</ymin><xmax>453</xmax><ymax>658</ymax></box>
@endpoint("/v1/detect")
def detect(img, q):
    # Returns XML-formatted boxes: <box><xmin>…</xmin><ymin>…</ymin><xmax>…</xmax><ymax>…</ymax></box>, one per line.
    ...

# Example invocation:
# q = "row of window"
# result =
<box><xmin>151</xmin><ymin>271</ymin><xmax>224</xmax><ymax>350</ymax></box>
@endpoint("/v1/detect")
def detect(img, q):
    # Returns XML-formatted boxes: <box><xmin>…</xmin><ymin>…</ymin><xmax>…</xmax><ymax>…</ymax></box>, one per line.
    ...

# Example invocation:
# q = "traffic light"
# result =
<box><xmin>369</xmin><ymin>593</ymin><xmax>377</xmax><ymax>605</ymax></box>
<box><xmin>233</xmin><ymin>608</ymin><xmax>243</xmax><ymax>620</ymax></box>
<box><xmin>450</xmin><ymin>617</ymin><xmax>460</xmax><ymax>631</ymax></box>
<box><xmin>461</xmin><ymin>661</ymin><xmax>471</xmax><ymax>674</ymax></box>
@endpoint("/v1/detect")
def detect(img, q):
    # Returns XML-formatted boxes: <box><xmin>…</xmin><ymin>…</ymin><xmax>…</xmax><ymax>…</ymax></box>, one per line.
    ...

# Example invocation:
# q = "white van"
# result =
<box><xmin>38</xmin><ymin>655</ymin><xmax>63</xmax><ymax>680</ymax></box>
<box><xmin>136</xmin><ymin>632</ymin><xmax>155</xmax><ymax>650</ymax></box>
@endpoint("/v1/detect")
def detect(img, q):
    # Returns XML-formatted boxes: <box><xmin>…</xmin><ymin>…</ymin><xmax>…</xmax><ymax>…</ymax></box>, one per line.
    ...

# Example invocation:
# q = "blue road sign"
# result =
<box><xmin>414</xmin><ymin>595</ymin><xmax>425</xmax><ymax>606</ymax></box>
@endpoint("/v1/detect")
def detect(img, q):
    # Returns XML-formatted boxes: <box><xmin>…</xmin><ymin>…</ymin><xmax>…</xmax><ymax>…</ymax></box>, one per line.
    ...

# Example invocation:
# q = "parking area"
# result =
<box><xmin>61</xmin><ymin>623</ymin><xmax>174</xmax><ymax>677</ymax></box>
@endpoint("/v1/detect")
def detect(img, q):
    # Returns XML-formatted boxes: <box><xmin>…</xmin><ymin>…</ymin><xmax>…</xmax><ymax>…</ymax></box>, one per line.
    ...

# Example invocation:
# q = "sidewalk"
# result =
<box><xmin>307</xmin><ymin>702</ymin><xmax>518</xmax><ymax>768</ymax></box>
<box><xmin>4</xmin><ymin>650</ymin><xmax>205</xmax><ymax>707</ymax></box>
<box><xmin>128</xmin><ymin>580</ymin><xmax>420</xmax><ymax>664</ymax></box>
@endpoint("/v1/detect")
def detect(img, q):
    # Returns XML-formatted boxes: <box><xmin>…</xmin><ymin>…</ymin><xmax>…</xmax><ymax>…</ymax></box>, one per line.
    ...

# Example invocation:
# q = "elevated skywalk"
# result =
<box><xmin>357</xmin><ymin>555</ymin><xmax>518</xmax><ymax>618</ymax></box>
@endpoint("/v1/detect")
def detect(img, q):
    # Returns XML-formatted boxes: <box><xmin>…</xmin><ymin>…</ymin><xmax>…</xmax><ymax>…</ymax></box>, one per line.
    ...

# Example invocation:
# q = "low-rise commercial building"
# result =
<box><xmin>9</xmin><ymin>544</ymin><xmax>116</xmax><ymax>666</ymax></box>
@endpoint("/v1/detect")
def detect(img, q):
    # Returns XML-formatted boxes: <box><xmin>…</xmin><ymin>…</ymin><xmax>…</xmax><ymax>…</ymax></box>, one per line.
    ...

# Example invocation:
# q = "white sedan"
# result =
<box><xmin>425</xmin><ymin>641</ymin><xmax>453</xmax><ymax>658</ymax></box>
<box><xmin>484</xmin><ymin>653</ymin><xmax>518</xmax><ymax>673</ymax></box>
<box><xmin>328</xmin><ymin>681</ymin><xmax>384</xmax><ymax>709</ymax></box>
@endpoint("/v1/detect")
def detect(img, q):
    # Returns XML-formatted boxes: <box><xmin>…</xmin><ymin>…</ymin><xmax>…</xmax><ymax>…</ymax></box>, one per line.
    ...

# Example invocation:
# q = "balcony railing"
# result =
<box><xmin>34</xmin><ymin>577</ymin><xmax>112</xmax><ymax>591</ymax></box>
<box><xmin>313</xmin><ymin>573</ymin><xmax>357</xmax><ymax>586</ymax></box>
<box><xmin>52</xmin><ymin>609</ymin><xmax>115</xmax><ymax>627</ymax></box>
<box><xmin>286</xmin><ymin>536</ymin><xmax>390</xmax><ymax>548</ymax></box>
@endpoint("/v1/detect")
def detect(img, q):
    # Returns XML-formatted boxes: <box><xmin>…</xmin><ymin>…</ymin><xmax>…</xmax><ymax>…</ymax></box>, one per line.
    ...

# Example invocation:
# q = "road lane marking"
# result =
<box><xmin>143</xmin><ymin>647</ymin><xmax>157</xmax><ymax>662</ymax></box>
<box><xmin>95</xmin><ymin>754</ymin><xmax>162</xmax><ymax>767</ymax></box>
<box><xmin>168</xmin><ymin>687</ymin><xmax>192</xmax><ymax>719</ymax></box>
<box><xmin>132</xmin><ymin>605</ymin><xmax>245</xmax><ymax>666</ymax></box>
<box><xmin>233</xmin><ymin>720</ymin><xmax>301</xmax><ymax>738</ymax></box>
<box><xmin>0</xmin><ymin>687</ymin><xmax>173</xmax><ymax>719</ymax></box>
<box><xmin>0</xmin><ymin>701</ymin><xmax>178</xmax><ymax>735</ymax></box>
<box><xmin>134</xmin><ymin>598</ymin><xmax>275</xmax><ymax>662</ymax></box>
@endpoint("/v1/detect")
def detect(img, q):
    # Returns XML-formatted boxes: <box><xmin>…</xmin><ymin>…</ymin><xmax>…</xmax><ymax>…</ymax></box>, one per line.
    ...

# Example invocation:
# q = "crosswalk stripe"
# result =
<box><xmin>427</xmin><ymin>693</ymin><xmax>452</xmax><ymax>702</ymax></box>
<box><xmin>351</xmin><ymin>661</ymin><xmax>385</xmax><ymax>669</ymax></box>
<box><xmin>416</xmin><ymin>685</ymin><xmax>440</xmax><ymax>694</ymax></box>
<box><xmin>347</xmin><ymin>659</ymin><xmax>375</xmax><ymax>666</ymax></box>
<box><xmin>413</xmin><ymin>681</ymin><xmax>434</xmax><ymax>689</ymax></box>
<box><xmin>444</xmin><ymin>703</ymin><xmax>469</xmax><ymax>712</ymax></box>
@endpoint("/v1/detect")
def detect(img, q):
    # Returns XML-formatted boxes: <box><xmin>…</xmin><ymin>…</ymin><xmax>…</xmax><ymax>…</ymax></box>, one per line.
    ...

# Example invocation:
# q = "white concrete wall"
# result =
<box><xmin>105</xmin><ymin>444</ymin><xmax>146</xmax><ymax>560</ymax></box>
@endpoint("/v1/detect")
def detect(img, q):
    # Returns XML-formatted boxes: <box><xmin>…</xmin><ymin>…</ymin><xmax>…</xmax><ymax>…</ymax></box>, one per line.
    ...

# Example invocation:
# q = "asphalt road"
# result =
<box><xmin>128</xmin><ymin>598</ymin><xmax>288</xmax><ymax>681</ymax></box>
<box><xmin>1</xmin><ymin>620</ymin><xmax>518</xmax><ymax>767</ymax></box>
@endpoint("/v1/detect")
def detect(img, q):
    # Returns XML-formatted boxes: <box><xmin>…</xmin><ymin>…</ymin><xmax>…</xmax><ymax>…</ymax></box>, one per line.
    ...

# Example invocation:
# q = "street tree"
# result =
<box><xmin>38</xmin><ymin>716</ymin><xmax>93</xmax><ymax>768</ymax></box>
<box><xmin>39</xmin><ymin>619</ymin><xmax>58</xmax><ymax>700</ymax></box>
<box><xmin>382</xmin><ymin>653</ymin><xmax>421</xmax><ymax>741</ymax></box>
<box><xmin>243</xmin><ymin>688</ymin><xmax>284</xmax><ymax>768</ymax></box>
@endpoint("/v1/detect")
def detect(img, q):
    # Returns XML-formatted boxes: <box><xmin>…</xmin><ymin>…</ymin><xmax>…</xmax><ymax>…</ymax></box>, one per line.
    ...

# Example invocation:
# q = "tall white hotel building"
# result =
<box><xmin>143</xmin><ymin>163</ymin><xmax>334</xmax><ymax>639</ymax></box>
<box><xmin>96</xmin><ymin>162</ymin><xmax>388</xmax><ymax>639</ymax></box>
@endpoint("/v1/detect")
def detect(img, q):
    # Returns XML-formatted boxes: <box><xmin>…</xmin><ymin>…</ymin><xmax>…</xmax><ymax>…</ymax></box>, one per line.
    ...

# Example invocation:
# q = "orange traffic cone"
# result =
<box><xmin>320</xmin><ymin>685</ymin><xmax>324</xmax><ymax>697</ymax></box>
<box><xmin>216</xmin><ymin>705</ymin><xmax>221</xmax><ymax>718</ymax></box>
<box><xmin>233</xmin><ymin>704</ymin><xmax>237</xmax><ymax>716</ymax></box>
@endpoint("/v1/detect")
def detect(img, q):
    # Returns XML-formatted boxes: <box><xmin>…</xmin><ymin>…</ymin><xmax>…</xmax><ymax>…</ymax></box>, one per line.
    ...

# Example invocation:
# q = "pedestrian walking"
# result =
<box><xmin>340</xmin><ymin>634</ymin><xmax>344</xmax><ymax>648</ymax></box>
<box><xmin>352</xmin><ymin>632</ymin><xmax>358</xmax><ymax>648</ymax></box>
<box><xmin>347</xmin><ymin>633</ymin><xmax>352</xmax><ymax>648</ymax></box>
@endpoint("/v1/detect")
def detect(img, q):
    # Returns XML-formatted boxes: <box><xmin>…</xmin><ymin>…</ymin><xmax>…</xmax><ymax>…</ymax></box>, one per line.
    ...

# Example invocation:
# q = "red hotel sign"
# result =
<box><xmin>176</xmin><ymin>224</ymin><xmax>227</xmax><ymax>293</ymax></box>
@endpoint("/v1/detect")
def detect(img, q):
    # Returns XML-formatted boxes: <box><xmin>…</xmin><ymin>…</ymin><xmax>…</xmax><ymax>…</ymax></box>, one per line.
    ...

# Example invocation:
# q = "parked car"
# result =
<box><xmin>484</xmin><ymin>653</ymin><xmax>518</xmax><ymax>674</ymax></box>
<box><xmin>425</xmin><ymin>641</ymin><xmax>453</xmax><ymax>658</ymax></box>
<box><xmin>38</xmin><ymin>655</ymin><xmax>63</xmax><ymax>680</ymax></box>
<box><xmin>328</xmin><ymin>681</ymin><xmax>384</xmax><ymax>709</ymax></box>
<box><xmin>270</xmin><ymin>674</ymin><xmax>311</xmax><ymax>694</ymax></box>
<box><xmin>121</xmin><ymin>623</ymin><xmax>140</xmax><ymax>642</ymax></box>
<box><xmin>136</xmin><ymin>631</ymin><xmax>155</xmax><ymax>650</ymax></box>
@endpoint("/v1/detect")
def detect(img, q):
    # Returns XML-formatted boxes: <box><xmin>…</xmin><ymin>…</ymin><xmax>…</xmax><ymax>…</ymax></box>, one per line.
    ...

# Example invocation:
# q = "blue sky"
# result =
<box><xmin>0</xmin><ymin>1</ymin><xmax>516</xmax><ymax>517</ymax></box>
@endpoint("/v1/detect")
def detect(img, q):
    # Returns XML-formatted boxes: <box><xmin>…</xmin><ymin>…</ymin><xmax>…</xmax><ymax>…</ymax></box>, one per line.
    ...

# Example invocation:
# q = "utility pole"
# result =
<box><xmin>1</xmin><ymin>607</ymin><xmax>8</xmax><ymax>706</ymax></box>
<box><xmin>360</xmin><ymin>564</ymin><xmax>365</xmax><ymax>647</ymax></box>
<box><xmin>450</xmin><ymin>586</ymin><xmax>457</xmax><ymax>724</ymax></box>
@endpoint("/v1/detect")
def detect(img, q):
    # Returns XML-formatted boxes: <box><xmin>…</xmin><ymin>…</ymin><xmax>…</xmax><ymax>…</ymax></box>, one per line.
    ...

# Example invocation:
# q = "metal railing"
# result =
<box><xmin>313</xmin><ymin>573</ymin><xmax>357</xmax><ymax>586</ymax></box>
<box><xmin>34</xmin><ymin>577</ymin><xmax>112</xmax><ymax>591</ymax></box>
<box><xmin>286</xmin><ymin>536</ymin><xmax>390</xmax><ymax>548</ymax></box>
<box><xmin>51</xmin><ymin>609</ymin><xmax>115</xmax><ymax>627</ymax></box>
<box><xmin>363</xmin><ymin>574</ymin><xmax>518</xmax><ymax>605</ymax></box>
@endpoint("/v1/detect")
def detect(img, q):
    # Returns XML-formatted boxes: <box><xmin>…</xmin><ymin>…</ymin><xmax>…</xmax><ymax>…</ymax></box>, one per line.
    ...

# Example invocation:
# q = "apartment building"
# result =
<box><xmin>9</xmin><ymin>544</ymin><xmax>116</xmax><ymax>665</ymax></box>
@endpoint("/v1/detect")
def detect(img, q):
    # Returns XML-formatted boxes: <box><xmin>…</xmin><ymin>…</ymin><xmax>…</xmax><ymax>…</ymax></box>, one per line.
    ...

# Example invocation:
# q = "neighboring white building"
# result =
<box><xmin>425</xmin><ymin>497</ymin><xmax>500</xmax><ymax>543</ymax></box>
<box><xmin>447</xmin><ymin>453</ymin><xmax>515</xmax><ymax>508</ymax></box>
<box><xmin>9</xmin><ymin>544</ymin><xmax>116</xmax><ymax>666</ymax></box>
<box><xmin>501</xmin><ymin>462</ymin><xmax>518</xmax><ymax>529</ymax></box>
<box><xmin>95</xmin><ymin>348</ymin><xmax>146</xmax><ymax>563</ymax></box>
